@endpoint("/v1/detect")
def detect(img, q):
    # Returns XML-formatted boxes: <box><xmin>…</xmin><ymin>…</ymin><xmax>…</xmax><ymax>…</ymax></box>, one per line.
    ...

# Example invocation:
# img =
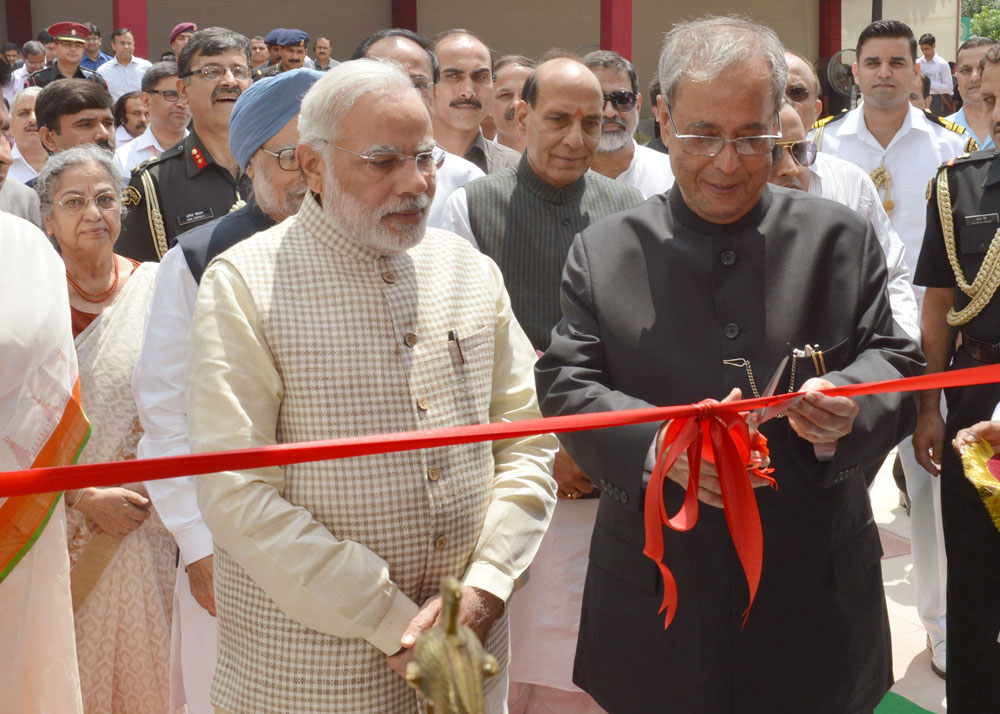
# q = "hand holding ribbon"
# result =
<box><xmin>643</xmin><ymin>388</ymin><xmax>777</xmax><ymax>630</ymax></box>
<box><xmin>786</xmin><ymin>378</ymin><xmax>859</xmax><ymax>445</ymax></box>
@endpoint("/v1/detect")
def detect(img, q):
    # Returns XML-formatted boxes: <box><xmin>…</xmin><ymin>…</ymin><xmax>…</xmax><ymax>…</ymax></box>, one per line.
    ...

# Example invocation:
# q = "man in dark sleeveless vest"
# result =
<box><xmin>442</xmin><ymin>55</ymin><xmax>642</xmax><ymax>713</ymax></box>
<box><xmin>131</xmin><ymin>67</ymin><xmax>321</xmax><ymax>714</ymax></box>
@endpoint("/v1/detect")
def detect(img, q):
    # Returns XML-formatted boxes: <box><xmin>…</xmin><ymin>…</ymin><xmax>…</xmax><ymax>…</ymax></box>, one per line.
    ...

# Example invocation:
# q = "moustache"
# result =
<box><xmin>503</xmin><ymin>108</ymin><xmax>515</xmax><ymax>122</ymax></box>
<box><xmin>450</xmin><ymin>98</ymin><xmax>482</xmax><ymax>110</ymax></box>
<box><xmin>602</xmin><ymin>117</ymin><xmax>628</xmax><ymax>131</ymax></box>
<box><xmin>379</xmin><ymin>193</ymin><xmax>431</xmax><ymax>218</ymax></box>
<box><xmin>211</xmin><ymin>85</ymin><xmax>243</xmax><ymax>101</ymax></box>
<box><xmin>95</xmin><ymin>141</ymin><xmax>114</xmax><ymax>155</ymax></box>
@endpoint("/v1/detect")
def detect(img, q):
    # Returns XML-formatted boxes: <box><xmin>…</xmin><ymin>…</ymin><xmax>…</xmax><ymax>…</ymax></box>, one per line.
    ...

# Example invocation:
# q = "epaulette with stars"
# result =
<box><xmin>190</xmin><ymin>146</ymin><xmax>208</xmax><ymax>170</ymax></box>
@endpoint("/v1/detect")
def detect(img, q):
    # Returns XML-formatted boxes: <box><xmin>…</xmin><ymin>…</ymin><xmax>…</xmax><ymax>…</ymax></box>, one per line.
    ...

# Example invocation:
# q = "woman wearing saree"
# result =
<box><xmin>38</xmin><ymin>145</ymin><xmax>175</xmax><ymax>714</ymax></box>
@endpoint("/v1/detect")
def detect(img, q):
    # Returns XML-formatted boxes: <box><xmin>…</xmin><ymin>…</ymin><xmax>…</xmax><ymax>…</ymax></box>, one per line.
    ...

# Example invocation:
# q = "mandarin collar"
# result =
<box><xmin>668</xmin><ymin>184</ymin><xmax>772</xmax><ymax>235</ymax></box>
<box><xmin>515</xmin><ymin>154</ymin><xmax>587</xmax><ymax>205</ymax></box>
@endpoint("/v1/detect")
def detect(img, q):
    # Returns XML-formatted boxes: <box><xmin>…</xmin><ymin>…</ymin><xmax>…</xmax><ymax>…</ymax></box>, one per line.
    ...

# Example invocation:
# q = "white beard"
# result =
<box><xmin>321</xmin><ymin>166</ymin><xmax>430</xmax><ymax>256</ymax></box>
<box><xmin>253</xmin><ymin>173</ymin><xmax>307</xmax><ymax>222</ymax></box>
<box><xmin>597</xmin><ymin>116</ymin><xmax>635</xmax><ymax>154</ymax></box>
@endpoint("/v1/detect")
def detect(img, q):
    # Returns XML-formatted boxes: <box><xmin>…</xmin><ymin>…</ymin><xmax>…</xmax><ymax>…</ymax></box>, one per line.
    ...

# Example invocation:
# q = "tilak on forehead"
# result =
<box><xmin>576</xmin><ymin>107</ymin><xmax>583</xmax><ymax>118</ymax></box>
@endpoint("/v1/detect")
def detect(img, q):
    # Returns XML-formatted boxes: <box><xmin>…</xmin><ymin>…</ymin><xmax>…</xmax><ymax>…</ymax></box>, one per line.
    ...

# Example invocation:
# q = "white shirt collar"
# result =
<box><xmin>845</xmin><ymin>103</ymin><xmax>934</xmax><ymax>150</ymax></box>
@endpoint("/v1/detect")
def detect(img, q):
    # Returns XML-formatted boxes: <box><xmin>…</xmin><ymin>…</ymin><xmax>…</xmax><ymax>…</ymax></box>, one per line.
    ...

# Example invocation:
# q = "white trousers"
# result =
<box><xmin>897</xmin><ymin>434</ymin><xmax>948</xmax><ymax>647</ymax></box>
<box><xmin>170</xmin><ymin>563</ymin><xmax>219</xmax><ymax>714</ymax></box>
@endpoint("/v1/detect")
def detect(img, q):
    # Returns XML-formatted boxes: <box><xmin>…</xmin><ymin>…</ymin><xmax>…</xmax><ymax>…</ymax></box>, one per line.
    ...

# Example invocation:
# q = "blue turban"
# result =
<box><xmin>228</xmin><ymin>68</ymin><xmax>324</xmax><ymax>171</ymax></box>
<box><xmin>263</xmin><ymin>28</ymin><xmax>285</xmax><ymax>46</ymax></box>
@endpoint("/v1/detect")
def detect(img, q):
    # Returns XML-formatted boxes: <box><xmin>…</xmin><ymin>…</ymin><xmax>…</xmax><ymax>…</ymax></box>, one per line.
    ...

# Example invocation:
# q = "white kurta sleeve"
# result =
<box><xmin>188</xmin><ymin>259</ymin><xmax>419</xmax><ymax>656</ymax></box>
<box><xmin>133</xmin><ymin>245</ymin><xmax>215</xmax><ymax>566</ymax></box>
<box><xmin>441</xmin><ymin>188</ymin><xmax>478</xmax><ymax>248</ymax></box>
<box><xmin>461</xmin><ymin>260</ymin><xmax>558</xmax><ymax>602</ymax></box>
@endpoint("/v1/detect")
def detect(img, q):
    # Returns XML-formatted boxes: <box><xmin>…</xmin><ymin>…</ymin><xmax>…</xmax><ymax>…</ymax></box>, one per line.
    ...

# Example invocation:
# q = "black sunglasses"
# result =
<box><xmin>771</xmin><ymin>140</ymin><xmax>817</xmax><ymax>167</ymax></box>
<box><xmin>603</xmin><ymin>90</ymin><xmax>637</xmax><ymax>112</ymax></box>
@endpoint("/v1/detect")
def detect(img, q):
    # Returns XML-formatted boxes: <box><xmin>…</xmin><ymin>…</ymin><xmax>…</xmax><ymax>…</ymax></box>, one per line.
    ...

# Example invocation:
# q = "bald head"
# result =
<box><xmin>784</xmin><ymin>51</ymin><xmax>823</xmax><ymax>130</ymax></box>
<box><xmin>516</xmin><ymin>57</ymin><xmax>604</xmax><ymax>188</ymax></box>
<box><xmin>363</xmin><ymin>36</ymin><xmax>436</xmax><ymax>114</ymax></box>
<box><xmin>523</xmin><ymin>57</ymin><xmax>603</xmax><ymax>109</ymax></box>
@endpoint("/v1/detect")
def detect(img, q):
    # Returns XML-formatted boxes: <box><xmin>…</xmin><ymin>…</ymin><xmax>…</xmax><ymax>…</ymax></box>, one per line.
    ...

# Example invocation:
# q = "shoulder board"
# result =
<box><xmin>936</xmin><ymin>148</ymin><xmax>997</xmax><ymax>171</ymax></box>
<box><xmin>924</xmin><ymin>110</ymin><xmax>966</xmax><ymax>135</ymax></box>
<box><xmin>811</xmin><ymin>109</ymin><xmax>847</xmax><ymax>131</ymax></box>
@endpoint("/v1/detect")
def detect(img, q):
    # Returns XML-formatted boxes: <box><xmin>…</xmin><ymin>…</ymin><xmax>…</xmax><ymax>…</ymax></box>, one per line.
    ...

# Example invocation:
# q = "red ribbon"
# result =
<box><xmin>643</xmin><ymin>400</ymin><xmax>776</xmax><ymax>630</ymax></box>
<box><xmin>0</xmin><ymin>365</ymin><xmax>998</xmax><ymax>501</ymax></box>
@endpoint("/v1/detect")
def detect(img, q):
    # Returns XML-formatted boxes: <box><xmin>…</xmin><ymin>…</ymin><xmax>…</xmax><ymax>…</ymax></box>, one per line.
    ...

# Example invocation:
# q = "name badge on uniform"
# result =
<box><xmin>965</xmin><ymin>213</ymin><xmax>999</xmax><ymax>226</ymax></box>
<box><xmin>177</xmin><ymin>208</ymin><xmax>214</xmax><ymax>226</ymax></box>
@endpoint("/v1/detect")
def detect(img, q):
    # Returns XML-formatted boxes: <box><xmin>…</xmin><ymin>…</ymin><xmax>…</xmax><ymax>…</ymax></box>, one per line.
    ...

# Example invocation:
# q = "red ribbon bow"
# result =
<box><xmin>643</xmin><ymin>400</ymin><xmax>776</xmax><ymax>629</ymax></box>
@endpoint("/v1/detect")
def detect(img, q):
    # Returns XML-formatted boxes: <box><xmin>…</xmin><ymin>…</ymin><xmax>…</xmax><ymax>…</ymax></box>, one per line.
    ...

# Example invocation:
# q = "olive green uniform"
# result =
<box><xmin>116</xmin><ymin>130</ymin><xmax>252</xmax><ymax>262</ymax></box>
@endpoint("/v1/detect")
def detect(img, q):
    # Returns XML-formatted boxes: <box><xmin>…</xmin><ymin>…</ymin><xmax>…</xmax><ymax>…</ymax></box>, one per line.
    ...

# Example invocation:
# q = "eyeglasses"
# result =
<box><xmin>771</xmin><ymin>139</ymin><xmax>817</xmax><ymax>167</ymax></box>
<box><xmin>327</xmin><ymin>142</ymin><xmax>445</xmax><ymax>176</ymax></box>
<box><xmin>52</xmin><ymin>192</ymin><xmax>120</xmax><ymax>213</ymax></box>
<box><xmin>259</xmin><ymin>145</ymin><xmax>298</xmax><ymax>171</ymax></box>
<box><xmin>603</xmin><ymin>90</ymin><xmax>637</xmax><ymax>112</ymax></box>
<box><xmin>147</xmin><ymin>89</ymin><xmax>180</xmax><ymax>102</ymax></box>
<box><xmin>666</xmin><ymin>104</ymin><xmax>782</xmax><ymax>157</ymax></box>
<box><xmin>183</xmin><ymin>64</ymin><xmax>252</xmax><ymax>82</ymax></box>
<box><xmin>785</xmin><ymin>85</ymin><xmax>813</xmax><ymax>102</ymax></box>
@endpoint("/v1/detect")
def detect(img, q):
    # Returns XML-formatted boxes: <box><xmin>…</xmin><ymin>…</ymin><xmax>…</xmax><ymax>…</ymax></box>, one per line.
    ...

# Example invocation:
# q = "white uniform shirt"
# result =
<box><xmin>614</xmin><ymin>140</ymin><xmax>675</xmax><ymax>198</ymax></box>
<box><xmin>2</xmin><ymin>73</ymin><xmax>24</xmax><ymax>107</ymax></box>
<box><xmin>809</xmin><ymin>152</ymin><xmax>920</xmax><ymax>340</ymax></box>
<box><xmin>427</xmin><ymin>150</ymin><xmax>484</xmax><ymax>230</ymax></box>
<box><xmin>115</xmin><ymin>124</ymin><xmax>136</xmax><ymax>151</ymax></box>
<box><xmin>917</xmin><ymin>53</ymin><xmax>953</xmax><ymax>96</ymax></box>
<box><xmin>813</xmin><ymin>104</ymin><xmax>970</xmax><ymax>305</ymax></box>
<box><xmin>114</xmin><ymin>125</ymin><xmax>188</xmax><ymax>177</ymax></box>
<box><xmin>133</xmin><ymin>244</ymin><xmax>214</xmax><ymax>567</ymax></box>
<box><xmin>9</xmin><ymin>66</ymin><xmax>29</xmax><ymax>96</ymax></box>
<box><xmin>7</xmin><ymin>144</ymin><xmax>38</xmax><ymax>185</ymax></box>
<box><xmin>96</xmin><ymin>56</ymin><xmax>152</xmax><ymax>102</ymax></box>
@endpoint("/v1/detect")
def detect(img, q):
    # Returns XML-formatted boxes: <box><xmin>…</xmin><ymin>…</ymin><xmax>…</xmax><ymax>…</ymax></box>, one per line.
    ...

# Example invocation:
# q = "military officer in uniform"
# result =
<box><xmin>815</xmin><ymin>20</ymin><xmax>974</xmax><ymax>679</ymax></box>
<box><xmin>117</xmin><ymin>27</ymin><xmax>252</xmax><ymax>262</ymax></box>
<box><xmin>913</xmin><ymin>43</ymin><xmax>1000</xmax><ymax>714</ymax></box>
<box><xmin>28</xmin><ymin>22</ymin><xmax>108</xmax><ymax>89</ymax></box>
<box><xmin>252</xmin><ymin>29</ymin><xmax>309</xmax><ymax>81</ymax></box>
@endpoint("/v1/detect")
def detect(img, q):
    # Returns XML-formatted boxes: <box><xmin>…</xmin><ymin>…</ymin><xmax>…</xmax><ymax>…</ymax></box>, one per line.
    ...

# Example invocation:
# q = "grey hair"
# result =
<box><xmin>658</xmin><ymin>15</ymin><xmax>787</xmax><ymax>114</ymax></box>
<box><xmin>21</xmin><ymin>40</ymin><xmax>44</xmax><ymax>57</ymax></box>
<box><xmin>12</xmin><ymin>85</ymin><xmax>41</xmax><ymax>109</ymax></box>
<box><xmin>298</xmin><ymin>57</ymin><xmax>418</xmax><ymax>148</ymax></box>
<box><xmin>37</xmin><ymin>145</ymin><xmax>127</xmax><ymax>220</ymax></box>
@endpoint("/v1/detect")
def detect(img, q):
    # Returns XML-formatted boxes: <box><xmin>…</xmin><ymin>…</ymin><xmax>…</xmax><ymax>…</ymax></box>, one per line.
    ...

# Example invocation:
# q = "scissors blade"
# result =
<box><xmin>748</xmin><ymin>355</ymin><xmax>789</xmax><ymax>430</ymax></box>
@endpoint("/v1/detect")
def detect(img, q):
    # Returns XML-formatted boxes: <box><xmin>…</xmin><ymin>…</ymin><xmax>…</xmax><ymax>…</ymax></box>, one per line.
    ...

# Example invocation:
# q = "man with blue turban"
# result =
<box><xmin>131</xmin><ymin>67</ymin><xmax>323</xmax><ymax>714</ymax></box>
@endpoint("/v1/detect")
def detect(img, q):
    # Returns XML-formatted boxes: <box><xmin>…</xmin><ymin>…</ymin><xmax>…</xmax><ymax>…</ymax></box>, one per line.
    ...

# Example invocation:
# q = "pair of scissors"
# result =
<box><xmin>745</xmin><ymin>355</ymin><xmax>803</xmax><ymax>437</ymax></box>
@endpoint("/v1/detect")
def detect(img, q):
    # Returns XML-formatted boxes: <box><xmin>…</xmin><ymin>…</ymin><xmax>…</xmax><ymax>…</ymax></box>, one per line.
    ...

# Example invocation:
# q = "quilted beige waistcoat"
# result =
<box><xmin>210</xmin><ymin>196</ymin><xmax>509</xmax><ymax>713</ymax></box>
